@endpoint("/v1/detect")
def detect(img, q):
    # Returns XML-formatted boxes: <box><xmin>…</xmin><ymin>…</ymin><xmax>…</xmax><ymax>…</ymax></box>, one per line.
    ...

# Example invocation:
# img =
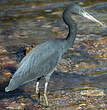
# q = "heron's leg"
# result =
<box><xmin>35</xmin><ymin>80</ymin><xmax>42</xmax><ymax>105</ymax></box>
<box><xmin>35</xmin><ymin>81</ymin><xmax>43</xmax><ymax>105</ymax></box>
<box><xmin>44</xmin><ymin>75</ymin><xmax>51</xmax><ymax>106</ymax></box>
<box><xmin>36</xmin><ymin>77</ymin><xmax>42</xmax><ymax>94</ymax></box>
<box><xmin>36</xmin><ymin>82</ymin><xmax>39</xmax><ymax>94</ymax></box>
<box><xmin>44</xmin><ymin>82</ymin><xmax>49</xmax><ymax>106</ymax></box>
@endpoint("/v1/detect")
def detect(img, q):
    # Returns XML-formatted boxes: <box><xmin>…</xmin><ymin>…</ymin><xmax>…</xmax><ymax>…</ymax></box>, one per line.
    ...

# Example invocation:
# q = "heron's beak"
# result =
<box><xmin>81</xmin><ymin>10</ymin><xmax>104</xmax><ymax>26</ymax></box>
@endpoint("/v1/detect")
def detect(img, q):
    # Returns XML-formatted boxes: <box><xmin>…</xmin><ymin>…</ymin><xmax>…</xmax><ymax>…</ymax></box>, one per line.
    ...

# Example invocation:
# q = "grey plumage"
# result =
<box><xmin>5</xmin><ymin>39</ymin><xmax>66</xmax><ymax>92</ymax></box>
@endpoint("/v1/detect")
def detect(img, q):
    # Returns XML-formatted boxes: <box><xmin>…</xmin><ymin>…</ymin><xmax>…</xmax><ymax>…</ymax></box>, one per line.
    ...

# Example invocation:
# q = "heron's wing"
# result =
<box><xmin>5</xmin><ymin>41</ymin><xmax>62</xmax><ymax>91</ymax></box>
<box><xmin>18</xmin><ymin>43</ymin><xmax>61</xmax><ymax>80</ymax></box>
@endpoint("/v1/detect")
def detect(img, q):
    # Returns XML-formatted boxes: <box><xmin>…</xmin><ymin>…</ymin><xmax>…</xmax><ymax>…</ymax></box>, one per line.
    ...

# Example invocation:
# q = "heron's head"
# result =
<box><xmin>65</xmin><ymin>3</ymin><xmax>104</xmax><ymax>26</ymax></box>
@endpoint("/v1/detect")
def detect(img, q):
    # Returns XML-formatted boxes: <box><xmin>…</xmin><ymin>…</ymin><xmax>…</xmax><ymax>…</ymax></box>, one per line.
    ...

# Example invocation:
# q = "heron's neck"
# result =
<box><xmin>62</xmin><ymin>9</ymin><xmax>77</xmax><ymax>50</ymax></box>
<box><xmin>65</xmin><ymin>20</ymin><xmax>77</xmax><ymax>48</ymax></box>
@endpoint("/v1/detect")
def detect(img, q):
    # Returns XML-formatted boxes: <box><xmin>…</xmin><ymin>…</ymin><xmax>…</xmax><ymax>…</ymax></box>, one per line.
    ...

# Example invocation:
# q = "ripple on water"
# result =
<box><xmin>0</xmin><ymin>0</ymin><xmax>107</xmax><ymax>110</ymax></box>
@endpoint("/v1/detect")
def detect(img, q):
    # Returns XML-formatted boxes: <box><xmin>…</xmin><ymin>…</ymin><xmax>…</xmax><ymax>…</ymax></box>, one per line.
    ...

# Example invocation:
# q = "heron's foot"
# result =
<box><xmin>37</xmin><ymin>92</ymin><xmax>49</xmax><ymax>107</ymax></box>
<box><xmin>38</xmin><ymin>95</ymin><xmax>43</xmax><ymax>105</ymax></box>
<box><xmin>44</xmin><ymin>93</ymin><xmax>48</xmax><ymax>106</ymax></box>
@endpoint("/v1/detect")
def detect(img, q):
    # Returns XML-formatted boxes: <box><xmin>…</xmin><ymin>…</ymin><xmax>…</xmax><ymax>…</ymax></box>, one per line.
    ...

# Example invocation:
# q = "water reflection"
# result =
<box><xmin>0</xmin><ymin>0</ymin><xmax>107</xmax><ymax>109</ymax></box>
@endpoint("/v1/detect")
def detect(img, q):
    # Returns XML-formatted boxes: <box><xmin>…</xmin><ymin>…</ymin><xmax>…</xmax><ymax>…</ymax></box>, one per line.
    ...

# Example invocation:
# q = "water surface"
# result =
<box><xmin>0</xmin><ymin>0</ymin><xmax>107</xmax><ymax>109</ymax></box>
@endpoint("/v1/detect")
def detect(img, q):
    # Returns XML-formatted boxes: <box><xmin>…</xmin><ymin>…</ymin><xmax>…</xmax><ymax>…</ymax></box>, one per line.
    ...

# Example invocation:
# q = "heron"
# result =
<box><xmin>5</xmin><ymin>3</ymin><xmax>103</xmax><ymax>106</ymax></box>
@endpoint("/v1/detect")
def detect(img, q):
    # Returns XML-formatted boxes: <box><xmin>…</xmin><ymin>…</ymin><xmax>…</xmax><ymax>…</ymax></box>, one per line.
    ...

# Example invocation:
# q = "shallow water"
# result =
<box><xmin>0</xmin><ymin>0</ymin><xmax>107</xmax><ymax>109</ymax></box>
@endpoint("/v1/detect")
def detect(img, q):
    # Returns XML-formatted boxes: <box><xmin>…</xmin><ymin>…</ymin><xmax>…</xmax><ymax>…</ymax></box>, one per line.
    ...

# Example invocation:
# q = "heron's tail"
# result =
<box><xmin>5</xmin><ymin>86</ymin><xmax>11</xmax><ymax>92</ymax></box>
<box><xmin>5</xmin><ymin>76</ymin><xmax>21</xmax><ymax>92</ymax></box>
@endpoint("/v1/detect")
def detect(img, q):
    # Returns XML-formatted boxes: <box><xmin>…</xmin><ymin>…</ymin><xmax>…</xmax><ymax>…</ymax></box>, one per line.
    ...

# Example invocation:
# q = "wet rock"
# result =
<box><xmin>23</xmin><ymin>44</ymin><xmax>35</xmax><ymax>56</ymax></box>
<box><xmin>6</xmin><ymin>102</ymin><xmax>25</xmax><ymax>110</ymax></box>
<box><xmin>0</xmin><ymin>46</ymin><xmax>8</xmax><ymax>54</ymax></box>
<box><xmin>2</xmin><ymin>70</ymin><xmax>12</xmax><ymax>78</ymax></box>
<box><xmin>80</xmin><ymin>87</ymin><xmax>105</xmax><ymax>97</ymax></box>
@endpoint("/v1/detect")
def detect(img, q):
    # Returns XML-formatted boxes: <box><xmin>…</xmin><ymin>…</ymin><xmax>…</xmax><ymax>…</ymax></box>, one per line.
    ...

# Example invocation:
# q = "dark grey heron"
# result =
<box><xmin>5</xmin><ymin>3</ymin><xmax>103</xmax><ymax>106</ymax></box>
